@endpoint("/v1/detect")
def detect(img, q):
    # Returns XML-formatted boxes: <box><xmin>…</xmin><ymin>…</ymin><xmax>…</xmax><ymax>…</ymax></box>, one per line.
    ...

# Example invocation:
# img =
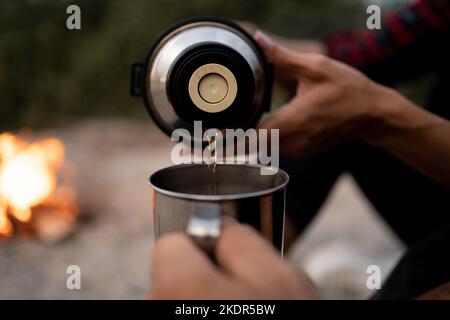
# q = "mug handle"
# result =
<box><xmin>186</xmin><ymin>202</ymin><xmax>221</xmax><ymax>255</ymax></box>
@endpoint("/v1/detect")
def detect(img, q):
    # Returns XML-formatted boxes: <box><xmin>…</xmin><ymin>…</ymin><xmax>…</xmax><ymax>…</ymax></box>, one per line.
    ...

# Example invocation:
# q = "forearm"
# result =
<box><xmin>367</xmin><ymin>88</ymin><xmax>450</xmax><ymax>188</ymax></box>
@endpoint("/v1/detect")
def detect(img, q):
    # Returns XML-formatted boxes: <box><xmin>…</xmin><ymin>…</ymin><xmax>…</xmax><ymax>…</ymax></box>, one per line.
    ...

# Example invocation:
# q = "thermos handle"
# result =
<box><xmin>186</xmin><ymin>202</ymin><xmax>222</xmax><ymax>255</ymax></box>
<box><xmin>130</xmin><ymin>63</ymin><xmax>144</xmax><ymax>97</ymax></box>
<box><xmin>263</xmin><ymin>63</ymin><xmax>274</xmax><ymax>112</ymax></box>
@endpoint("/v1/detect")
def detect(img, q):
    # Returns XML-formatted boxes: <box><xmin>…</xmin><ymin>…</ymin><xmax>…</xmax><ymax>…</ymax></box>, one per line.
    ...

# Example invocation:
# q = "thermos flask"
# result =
<box><xmin>131</xmin><ymin>17</ymin><xmax>273</xmax><ymax>138</ymax></box>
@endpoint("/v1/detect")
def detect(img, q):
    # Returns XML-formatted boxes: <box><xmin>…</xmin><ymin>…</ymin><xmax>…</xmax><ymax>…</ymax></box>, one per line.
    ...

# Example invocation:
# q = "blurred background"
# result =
<box><xmin>0</xmin><ymin>0</ymin><xmax>425</xmax><ymax>299</ymax></box>
<box><xmin>1</xmin><ymin>0</ymin><xmax>423</xmax><ymax>130</ymax></box>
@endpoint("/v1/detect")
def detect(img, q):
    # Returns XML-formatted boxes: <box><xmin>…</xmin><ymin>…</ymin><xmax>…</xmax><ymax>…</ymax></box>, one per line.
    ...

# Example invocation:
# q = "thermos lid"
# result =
<box><xmin>131</xmin><ymin>17</ymin><xmax>272</xmax><ymax>138</ymax></box>
<box><xmin>188</xmin><ymin>63</ymin><xmax>238</xmax><ymax>113</ymax></box>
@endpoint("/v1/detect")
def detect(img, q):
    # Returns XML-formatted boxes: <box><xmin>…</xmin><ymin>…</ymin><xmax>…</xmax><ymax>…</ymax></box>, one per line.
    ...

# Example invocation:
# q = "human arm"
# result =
<box><xmin>244</xmin><ymin>0</ymin><xmax>450</xmax><ymax>83</ymax></box>
<box><xmin>254</xmin><ymin>31</ymin><xmax>450</xmax><ymax>187</ymax></box>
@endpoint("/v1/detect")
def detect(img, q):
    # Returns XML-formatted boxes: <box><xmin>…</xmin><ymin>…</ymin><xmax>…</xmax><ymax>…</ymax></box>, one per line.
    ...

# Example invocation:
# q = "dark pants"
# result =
<box><xmin>281</xmin><ymin>141</ymin><xmax>450</xmax><ymax>298</ymax></box>
<box><xmin>281</xmin><ymin>142</ymin><xmax>450</xmax><ymax>246</ymax></box>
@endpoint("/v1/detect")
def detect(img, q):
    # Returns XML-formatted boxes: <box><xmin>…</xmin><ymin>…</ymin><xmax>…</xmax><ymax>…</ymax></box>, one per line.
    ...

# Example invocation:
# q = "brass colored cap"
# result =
<box><xmin>188</xmin><ymin>63</ymin><xmax>237</xmax><ymax>113</ymax></box>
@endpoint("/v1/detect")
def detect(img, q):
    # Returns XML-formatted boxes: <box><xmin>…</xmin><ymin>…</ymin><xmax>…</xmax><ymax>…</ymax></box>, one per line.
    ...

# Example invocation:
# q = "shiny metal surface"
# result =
<box><xmin>146</xmin><ymin>21</ymin><xmax>265</xmax><ymax>135</ymax></box>
<box><xmin>150</xmin><ymin>164</ymin><xmax>288</xmax><ymax>252</ymax></box>
<box><xmin>188</xmin><ymin>63</ymin><xmax>238</xmax><ymax>113</ymax></box>
<box><xmin>186</xmin><ymin>202</ymin><xmax>221</xmax><ymax>253</ymax></box>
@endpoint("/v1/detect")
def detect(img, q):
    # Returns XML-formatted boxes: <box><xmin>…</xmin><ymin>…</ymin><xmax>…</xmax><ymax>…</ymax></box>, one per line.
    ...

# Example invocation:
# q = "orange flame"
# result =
<box><xmin>0</xmin><ymin>133</ymin><xmax>66</xmax><ymax>237</ymax></box>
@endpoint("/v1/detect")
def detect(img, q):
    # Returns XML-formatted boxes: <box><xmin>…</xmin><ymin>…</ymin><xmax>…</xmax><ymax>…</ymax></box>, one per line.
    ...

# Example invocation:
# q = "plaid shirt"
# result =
<box><xmin>326</xmin><ymin>0</ymin><xmax>450</xmax><ymax>73</ymax></box>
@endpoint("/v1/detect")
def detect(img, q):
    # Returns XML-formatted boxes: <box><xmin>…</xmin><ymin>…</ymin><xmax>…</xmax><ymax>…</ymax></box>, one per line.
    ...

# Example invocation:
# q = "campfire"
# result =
<box><xmin>0</xmin><ymin>132</ymin><xmax>78</xmax><ymax>243</ymax></box>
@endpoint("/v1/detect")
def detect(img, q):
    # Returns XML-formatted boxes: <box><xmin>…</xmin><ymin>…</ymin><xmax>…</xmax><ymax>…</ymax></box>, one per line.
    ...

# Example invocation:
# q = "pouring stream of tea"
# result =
<box><xmin>206</xmin><ymin>132</ymin><xmax>218</xmax><ymax>195</ymax></box>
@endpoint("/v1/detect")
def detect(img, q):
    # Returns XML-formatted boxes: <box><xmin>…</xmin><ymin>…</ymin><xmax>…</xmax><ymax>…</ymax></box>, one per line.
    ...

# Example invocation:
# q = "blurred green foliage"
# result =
<box><xmin>0</xmin><ymin>0</ymin><xmax>366</xmax><ymax>130</ymax></box>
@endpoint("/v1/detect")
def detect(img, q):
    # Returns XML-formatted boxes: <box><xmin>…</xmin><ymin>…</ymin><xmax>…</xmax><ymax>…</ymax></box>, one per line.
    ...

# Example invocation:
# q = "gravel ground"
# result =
<box><xmin>0</xmin><ymin>119</ymin><xmax>404</xmax><ymax>299</ymax></box>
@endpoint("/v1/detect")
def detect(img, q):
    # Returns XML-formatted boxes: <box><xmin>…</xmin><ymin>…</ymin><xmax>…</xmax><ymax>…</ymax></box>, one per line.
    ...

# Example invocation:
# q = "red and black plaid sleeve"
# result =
<box><xmin>326</xmin><ymin>0</ymin><xmax>450</xmax><ymax>70</ymax></box>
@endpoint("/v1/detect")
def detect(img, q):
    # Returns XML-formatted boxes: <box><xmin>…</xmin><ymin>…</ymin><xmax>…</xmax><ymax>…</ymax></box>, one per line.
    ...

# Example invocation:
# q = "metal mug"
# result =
<box><xmin>149</xmin><ymin>164</ymin><xmax>289</xmax><ymax>253</ymax></box>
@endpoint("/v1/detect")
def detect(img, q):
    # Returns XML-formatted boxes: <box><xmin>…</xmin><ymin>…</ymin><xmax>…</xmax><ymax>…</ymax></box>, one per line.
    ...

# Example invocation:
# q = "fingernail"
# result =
<box><xmin>221</xmin><ymin>216</ymin><xmax>238</xmax><ymax>229</ymax></box>
<box><xmin>254</xmin><ymin>30</ymin><xmax>273</xmax><ymax>52</ymax></box>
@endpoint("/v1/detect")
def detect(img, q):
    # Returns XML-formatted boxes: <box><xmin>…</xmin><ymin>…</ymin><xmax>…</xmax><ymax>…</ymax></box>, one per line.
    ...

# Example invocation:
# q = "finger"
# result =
<box><xmin>254</xmin><ymin>30</ymin><xmax>316</xmax><ymax>77</ymax></box>
<box><xmin>256</xmin><ymin>102</ymin><xmax>296</xmax><ymax>155</ymax></box>
<box><xmin>221</xmin><ymin>215</ymin><xmax>238</xmax><ymax>229</ymax></box>
<box><xmin>216</xmin><ymin>224</ymin><xmax>296</xmax><ymax>295</ymax></box>
<box><xmin>257</xmin><ymin>100</ymin><xmax>297</xmax><ymax>130</ymax></box>
<box><xmin>238</xmin><ymin>21</ymin><xmax>257</xmax><ymax>36</ymax></box>
<box><xmin>151</xmin><ymin>232</ymin><xmax>228</xmax><ymax>299</ymax></box>
<box><xmin>257</xmin><ymin>103</ymin><xmax>319</xmax><ymax>155</ymax></box>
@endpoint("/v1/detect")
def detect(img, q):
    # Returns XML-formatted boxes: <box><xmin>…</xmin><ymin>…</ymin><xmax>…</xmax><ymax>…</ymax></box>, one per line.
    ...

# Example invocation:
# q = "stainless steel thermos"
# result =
<box><xmin>131</xmin><ymin>17</ymin><xmax>273</xmax><ymax>137</ymax></box>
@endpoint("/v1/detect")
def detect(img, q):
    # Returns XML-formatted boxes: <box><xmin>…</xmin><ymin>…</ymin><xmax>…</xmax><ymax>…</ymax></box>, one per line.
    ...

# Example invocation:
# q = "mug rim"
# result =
<box><xmin>149</xmin><ymin>163</ymin><xmax>289</xmax><ymax>201</ymax></box>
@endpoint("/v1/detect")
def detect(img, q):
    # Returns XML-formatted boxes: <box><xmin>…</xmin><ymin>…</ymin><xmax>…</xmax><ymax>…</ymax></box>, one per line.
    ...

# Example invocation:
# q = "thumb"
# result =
<box><xmin>254</xmin><ymin>30</ymin><xmax>312</xmax><ymax>75</ymax></box>
<box><xmin>257</xmin><ymin>101</ymin><xmax>293</xmax><ymax>130</ymax></box>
